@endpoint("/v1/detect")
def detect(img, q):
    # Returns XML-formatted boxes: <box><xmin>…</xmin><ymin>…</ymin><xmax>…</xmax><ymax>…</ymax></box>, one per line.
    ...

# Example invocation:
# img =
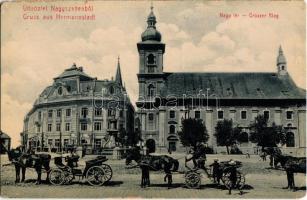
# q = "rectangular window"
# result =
<box><xmin>63</xmin><ymin>139</ymin><xmax>69</xmax><ymax>147</ymax></box>
<box><xmin>229</xmin><ymin>111</ymin><xmax>235</xmax><ymax>120</ymax></box>
<box><xmin>148</xmin><ymin>113</ymin><xmax>154</xmax><ymax>121</ymax></box>
<box><xmin>37</xmin><ymin>126</ymin><xmax>40</xmax><ymax>133</ymax></box>
<box><xmin>195</xmin><ymin>111</ymin><xmax>200</xmax><ymax>119</ymax></box>
<box><xmin>94</xmin><ymin>122</ymin><xmax>102</xmax><ymax>131</ymax></box>
<box><xmin>47</xmin><ymin>124</ymin><xmax>52</xmax><ymax>132</ymax></box>
<box><xmin>65</xmin><ymin>123</ymin><xmax>70</xmax><ymax>131</ymax></box>
<box><xmin>66</xmin><ymin>109</ymin><xmax>71</xmax><ymax>117</ymax></box>
<box><xmin>95</xmin><ymin>108</ymin><xmax>102</xmax><ymax>116</ymax></box>
<box><xmin>286</xmin><ymin>111</ymin><xmax>293</xmax><ymax>120</ymax></box>
<box><xmin>81</xmin><ymin>108</ymin><xmax>88</xmax><ymax>118</ymax></box>
<box><xmin>55</xmin><ymin>139</ymin><xmax>60</xmax><ymax>147</ymax></box>
<box><xmin>48</xmin><ymin>139</ymin><xmax>53</xmax><ymax>145</ymax></box>
<box><xmin>148</xmin><ymin>113</ymin><xmax>155</xmax><ymax>130</ymax></box>
<box><xmin>217</xmin><ymin>110</ymin><xmax>224</xmax><ymax>119</ymax></box>
<box><xmin>108</xmin><ymin>109</ymin><xmax>115</xmax><ymax>117</ymax></box>
<box><xmin>81</xmin><ymin>123</ymin><xmax>87</xmax><ymax>131</ymax></box>
<box><xmin>56</xmin><ymin>109</ymin><xmax>62</xmax><ymax>118</ymax></box>
<box><xmin>48</xmin><ymin>110</ymin><xmax>53</xmax><ymax>118</ymax></box>
<box><xmin>148</xmin><ymin>66</ymin><xmax>155</xmax><ymax>73</ymax></box>
<box><xmin>264</xmin><ymin>110</ymin><xmax>270</xmax><ymax>119</ymax></box>
<box><xmin>169</xmin><ymin>110</ymin><xmax>175</xmax><ymax>119</ymax></box>
<box><xmin>241</xmin><ymin>110</ymin><xmax>247</xmax><ymax>119</ymax></box>
<box><xmin>56</xmin><ymin>123</ymin><xmax>61</xmax><ymax>132</ymax></box>
<box><xmin>119</xmin><ymin>110</ymin><xmax>124</xmax><ymax>117</ymax></box>
<box><xmin>252</xmin><ymin>111</ymin><xmax>258</xmax><ymax>120</ymax></box>
<box><xmin>95</xmin><ymin>139</ymin><xmax>102</xmax><ymax>148</ymax></box>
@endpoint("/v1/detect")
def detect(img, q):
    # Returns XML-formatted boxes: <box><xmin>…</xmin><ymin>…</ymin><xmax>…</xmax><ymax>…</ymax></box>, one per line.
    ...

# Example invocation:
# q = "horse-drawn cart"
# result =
<box><xmin>49</xmin><ymin>155</ymin><xmax>113</xmax><ymax>186</ymax></box>
<box><xmin>184</xmin><ymin>160</ymin><xmax>245</xmax><ymax>189</ymax></box>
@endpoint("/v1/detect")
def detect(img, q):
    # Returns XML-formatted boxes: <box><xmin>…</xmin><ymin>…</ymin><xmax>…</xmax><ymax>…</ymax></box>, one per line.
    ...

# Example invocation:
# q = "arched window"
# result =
<box><xmin>147</xmin><ymin>84</ymin><xmax>155</xmax><ymax>97</ymax></box>
<box><xmin>281</xmin><ymin>65</ymin><xmax>285</xmax><ymax>70</ymax></box>
<box><xmin>169</xmin><ymin>125</ymin><xmax>175</xmax><ymax>134</ymax></box>
<box><xmin>240</xmin><ymin>132</ymin><xmax>249</xmax><ymax>143</ymax></box>
<box><xmin>286</xmin><ymin>132</ymin><xmax>295</xmax><ymax>147</ymax></box>
<box><xmin>147</xmin><ymin>54</ymin><xmax>155</xmax><ymax>65</ymax></box>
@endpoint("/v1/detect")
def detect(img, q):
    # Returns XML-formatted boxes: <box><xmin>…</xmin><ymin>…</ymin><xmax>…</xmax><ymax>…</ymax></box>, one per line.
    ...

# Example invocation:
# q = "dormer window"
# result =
<box><xmin>58</xmin><ymin>87</ymin><xmax>63</xmax><ymax>95</ymax></box>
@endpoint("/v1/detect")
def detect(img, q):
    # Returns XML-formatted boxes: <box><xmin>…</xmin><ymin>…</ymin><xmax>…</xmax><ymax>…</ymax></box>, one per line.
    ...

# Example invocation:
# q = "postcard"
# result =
<box><xmin>1</xmin><ymin>0</ymin><xmax>306</xmax><ymax>198</ymax></box>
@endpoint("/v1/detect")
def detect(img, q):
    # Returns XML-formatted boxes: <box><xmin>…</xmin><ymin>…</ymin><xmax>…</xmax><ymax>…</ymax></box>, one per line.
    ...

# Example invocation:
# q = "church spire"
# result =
<box><xmin>115</xmin><ymin>56</ymin><xmax>123</xmax><ymax>86</ymax></box>
<box><xmin>277</xmin><ymin>45</ymin><xmax>287</xmax><ymax>76</ymax></box>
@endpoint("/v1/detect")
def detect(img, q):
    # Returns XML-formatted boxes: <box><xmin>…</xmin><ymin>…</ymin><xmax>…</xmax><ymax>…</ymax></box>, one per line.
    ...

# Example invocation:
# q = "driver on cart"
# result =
<box><xmin>66</xmin><ymin>149</ymin><xmax>80</xmax><ymax>168</ymax></box>
<box><xmin>185</xmin><ymin>142</ymin><xmax>209</xmax><ymax>175</ymax></box>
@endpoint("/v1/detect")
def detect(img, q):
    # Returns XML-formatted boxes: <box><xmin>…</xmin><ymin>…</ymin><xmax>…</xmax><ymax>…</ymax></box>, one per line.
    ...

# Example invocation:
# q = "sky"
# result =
<box><xmin>1</xmin><ymin>0</ymin><xmax>306</xmax><ymax>147</ymax></box>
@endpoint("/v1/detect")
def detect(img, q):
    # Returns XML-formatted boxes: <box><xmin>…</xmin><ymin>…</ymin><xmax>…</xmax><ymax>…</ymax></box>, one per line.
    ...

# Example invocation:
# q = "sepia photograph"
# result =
<box><xmin>1</xmin><ymin>0</ymin><xmax>306</xmax><ymax>198</ymax></box>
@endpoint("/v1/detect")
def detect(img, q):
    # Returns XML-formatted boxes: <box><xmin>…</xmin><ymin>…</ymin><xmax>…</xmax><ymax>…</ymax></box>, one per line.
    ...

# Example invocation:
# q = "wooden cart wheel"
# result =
<box><xmin>49</xmin><ymin>169</ymin><xmax>65</xmax><ymax>185</ymax></box>
<box><xmin>185</xmin><ymin>171</ymin><xmax>201</xmax><ymax>189</ymax></box>
<box><xmin>86</xmin><ymin>166</ymin><xmax>105</xmax><ymax>186</ymax></box>
<box><xmin>100</xmin><ymin>164</ymin><xmax>113</xmax><ymax>183</ymax></box>
<box><xmin>221</xmin><ymin>171</ymin><xmax>245</xmax><ymax>189</ymax></box>
<box><xmin>63</xmin><ymin>170</ymin><xmax>74</xmax><ymax>184</ymax></box>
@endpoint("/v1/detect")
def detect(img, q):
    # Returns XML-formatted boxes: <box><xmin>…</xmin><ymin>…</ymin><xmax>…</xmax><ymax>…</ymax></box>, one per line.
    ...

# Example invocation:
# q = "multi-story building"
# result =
<box><xmin>136</xmin><ymin>7</ymin><xmax>306</xmax><ymax>155</ymax></box>
<box><xmin>21</xmin><ymin>60</ymin><xmax>134</xmax><ymax>153</ymax></box>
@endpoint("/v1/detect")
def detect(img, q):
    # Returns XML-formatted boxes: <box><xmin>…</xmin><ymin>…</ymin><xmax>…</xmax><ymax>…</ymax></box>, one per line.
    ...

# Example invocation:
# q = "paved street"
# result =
<box><xmin>1</xmin><ymin>154</ymin><xmax>305</xmax><ymax>198</ymax></box>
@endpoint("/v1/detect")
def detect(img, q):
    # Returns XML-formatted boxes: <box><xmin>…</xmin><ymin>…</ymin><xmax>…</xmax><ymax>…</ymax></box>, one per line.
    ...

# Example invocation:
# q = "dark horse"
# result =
<box><xmin>264</xmin><ymin>147</ymin><xmax>306</xmax><ymax>190</ymax></box>
<box><xmin>4</xmin><ymin>146</ymin><xmax>51</xmax><ymax>184</ymax></box>
<box><xmin>125</xmin><ymin>147</ymin><xmax>179</xmax><ymax>188</ymax></box>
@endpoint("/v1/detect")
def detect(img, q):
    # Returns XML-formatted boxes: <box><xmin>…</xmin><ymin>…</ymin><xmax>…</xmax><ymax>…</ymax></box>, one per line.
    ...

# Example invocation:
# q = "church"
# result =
<box><xmin>135</xmin><ymin>7</ymin><xmax>306</xmax><ymax>155</ymax></box>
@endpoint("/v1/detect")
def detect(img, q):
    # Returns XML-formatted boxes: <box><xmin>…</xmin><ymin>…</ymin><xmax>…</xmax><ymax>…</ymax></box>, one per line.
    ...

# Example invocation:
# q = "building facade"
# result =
<box><xmin>21</xmin><ymin>60</ymin><xmax>134</xmax><ymax>153</ymax></box>
<box><xmin>136</xmin><ymin>7</ymin><xmax>306</xmax><ymax>155</ymax></box>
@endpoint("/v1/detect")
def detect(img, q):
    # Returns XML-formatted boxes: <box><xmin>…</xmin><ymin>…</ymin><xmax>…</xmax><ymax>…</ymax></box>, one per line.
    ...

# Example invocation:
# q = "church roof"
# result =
<box><xmin>161</xmin><ymin>72</ymin><xmax>305</xmax><ymax>99</ymax></box>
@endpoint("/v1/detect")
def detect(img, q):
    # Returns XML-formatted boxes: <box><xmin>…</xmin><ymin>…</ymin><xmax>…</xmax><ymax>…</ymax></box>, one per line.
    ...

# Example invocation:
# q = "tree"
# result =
<box><xmin>249</xmin><ymin>115</ymin><xmax>286</xmax><ymax>150</ymax></box>
<box><xmin>214</xmin><ymin>119</ymin><xmax>242</xmax><ymax>154</ymax></box>
<box><xmin>178</xmin><ymin>118</ymin><xmax>209</xmax><ymax>148</ymax></box>
<box><xmin>128</xmin><ymin>129</ymin><xmax>142</xmax><ymax>147</ymax></box>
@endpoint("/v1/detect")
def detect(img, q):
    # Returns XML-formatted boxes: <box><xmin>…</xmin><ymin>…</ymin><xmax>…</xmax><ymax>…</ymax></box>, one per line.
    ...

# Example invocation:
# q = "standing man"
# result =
<box><xmin>228</xmin><ymin>160</ymin><xmax>237</xmax><ymax>195</ymax></box>
<box><xmin>210</xmin><ymin>159</ymin><xmax>221</xmax><ymax>184</ymax></box>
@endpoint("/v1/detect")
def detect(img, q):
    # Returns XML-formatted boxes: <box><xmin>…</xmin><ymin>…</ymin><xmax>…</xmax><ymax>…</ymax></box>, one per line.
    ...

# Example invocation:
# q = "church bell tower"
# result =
<box><xmin>137</xmin><ymin>5</ymin><xmax>165</xmax><ymax>100</ymax></box>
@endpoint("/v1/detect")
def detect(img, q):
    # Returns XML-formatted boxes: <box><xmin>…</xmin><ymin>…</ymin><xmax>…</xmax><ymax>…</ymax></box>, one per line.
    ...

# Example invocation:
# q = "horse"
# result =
<box><xmin>263</xmin><ymin>147</ymin><xmax>306</xmax><ymax>190</ymax></box>
<box><xmin>4</xmin><ymin>146</ymin><xmax>51</xmax><ymax>184</ymax></box>
<box><xmin>125</xmin><ymin>147</ymin><xmax>179</xmax><ymax>188</ymax></box>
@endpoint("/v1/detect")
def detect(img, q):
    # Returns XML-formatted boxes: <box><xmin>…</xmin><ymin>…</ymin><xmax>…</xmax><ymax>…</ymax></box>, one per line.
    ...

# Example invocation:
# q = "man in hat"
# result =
<box><xmin>210</xmin><ymin>159</ymin><xmax>221</xmax><ymax>184</ymax></box>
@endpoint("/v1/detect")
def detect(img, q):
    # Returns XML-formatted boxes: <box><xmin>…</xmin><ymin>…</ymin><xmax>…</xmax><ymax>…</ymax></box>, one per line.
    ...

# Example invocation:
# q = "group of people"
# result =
<box><xmin>185</xmin><ymin>142</ymin><xmax>240</xmax><ymax>195</ymax></box>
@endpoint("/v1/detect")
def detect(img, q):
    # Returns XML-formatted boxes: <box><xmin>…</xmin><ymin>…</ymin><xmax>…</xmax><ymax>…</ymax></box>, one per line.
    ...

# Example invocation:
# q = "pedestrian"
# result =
<box><xmin>82</xmin><ymin>145</ymin><xmax>86</xmax><ymax>158</ymax></box>
<box><xmin>228</xmin><ymin>160</ymin><xmax>237</xmax><ymax>195</ymax></box>
<box><xmin>246</xmin><ymin>150</ymin><xmax>250</xmax><ymax>158</ymax></box>
<box><xmin>209</xmin><ymin>159</ymin><xmax>221</xmax><ymax>184</ymax></box>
